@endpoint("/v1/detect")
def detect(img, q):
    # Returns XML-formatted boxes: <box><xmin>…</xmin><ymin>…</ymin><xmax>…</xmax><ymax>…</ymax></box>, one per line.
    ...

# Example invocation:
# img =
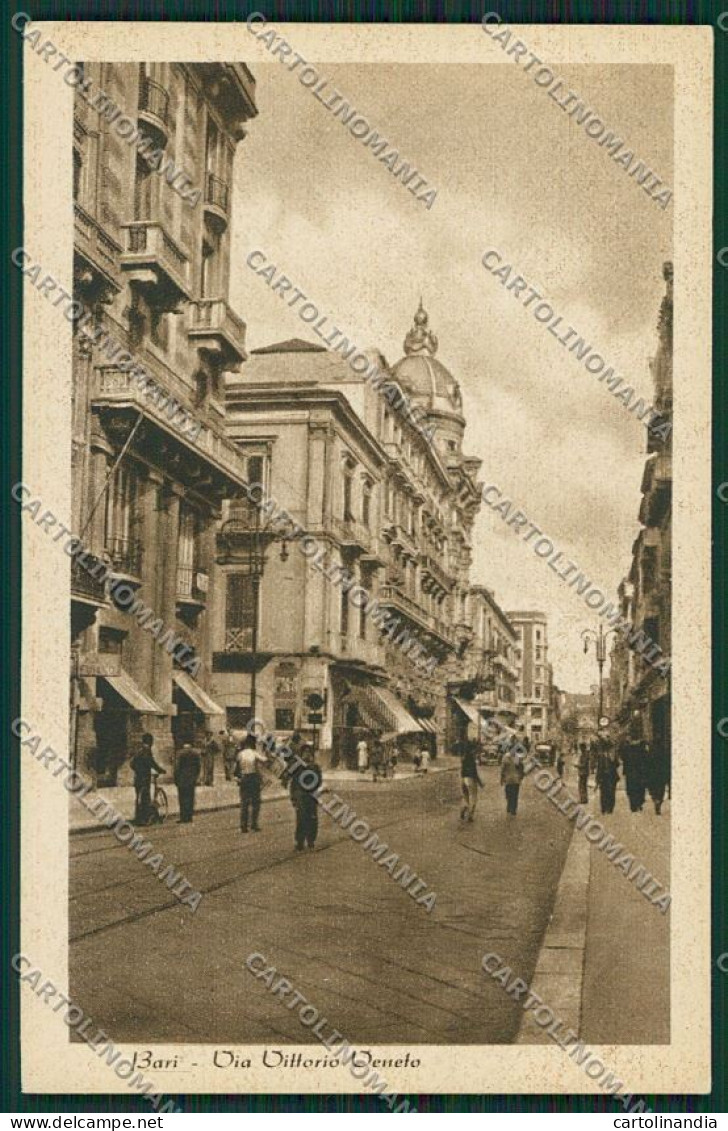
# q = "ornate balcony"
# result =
<box><xmin>204</xmin><ymin>173</ymin><xmax>230</xmax><ymax>234</ymax></box>
<box><xmin>138</xmin><ymin>76</ymin><xmax>170</xmax><ymax>151</ymax></box>
<box><xmin>332</xmin><ymin>515</ymin><xmax>373</xmax><ymax>557</ymax></box>
<box><xmin>187</xmin><ymin>298</ymin><xmax>247</xmax><ymax>371</ymax></box>
<box><xmin>74</xmin><ymin>204</ymin><xmax>122</xmax><ymax>304</ymax></box>
<box><xmin>105</xmin><ymin>535</ymin><xmax>143</xmax><ymax>583</ymax></box>
<box><xmin>71</xmin><ymin>552</ymin><xmax>108</xmax><ymax>608</ymax></box>
<box><xmin>120</xmin><ymin>221</ymin><xmax>191</xmax><ymax>312</ymax></box>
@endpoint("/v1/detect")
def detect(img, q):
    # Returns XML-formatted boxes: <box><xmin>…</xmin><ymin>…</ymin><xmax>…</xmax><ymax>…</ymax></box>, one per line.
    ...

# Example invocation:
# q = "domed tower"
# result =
<box><xmin>391</xmin><ymin>301</ymin><xmax>465</xmax><ymax>459</ymax></box>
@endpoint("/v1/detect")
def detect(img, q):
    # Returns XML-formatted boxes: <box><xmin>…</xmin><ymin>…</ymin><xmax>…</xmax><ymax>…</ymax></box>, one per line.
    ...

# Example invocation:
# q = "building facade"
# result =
<box><xmin>217</xmin><ymin>305</ymin><xmax>484</xmax><ymax>765</ymax></box>
<box><xmin>608</xmin><ymin>263</ymin><xmax>672</xmax><ymax>779</ymax></box>
<box><xmin>449</xmin><ymin>586</ymin><xmax>519</xmax><ymax>749</ymax></box>
<box><xmin>71</xmin><ymin>63</ymin><xmax>257</xmax><ymax>781</ymax></box>
<box><xmin>507</xmin><ymin>610</ymin><xmax>550</xmax><ymax>742</ymax></box>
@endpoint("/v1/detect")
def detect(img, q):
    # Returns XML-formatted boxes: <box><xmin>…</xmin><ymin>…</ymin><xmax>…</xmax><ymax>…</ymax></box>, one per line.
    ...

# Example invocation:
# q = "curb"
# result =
<box><xmin>69</xmin><ymin>763</ymin><xmax>459</xmax><ymax>836</ymax></box>
<box><xmin>516</xmin><ymin>818</ymin><xmax>592</xmax><ymax>1042</ymax></box>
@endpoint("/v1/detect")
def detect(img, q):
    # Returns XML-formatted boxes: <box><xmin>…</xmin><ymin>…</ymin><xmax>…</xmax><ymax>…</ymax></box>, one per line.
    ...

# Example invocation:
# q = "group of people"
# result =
<box><xmin>457</xmin><ymin>727</ymin><xmax>529</xmax><ymax>822</ymax></box>
<box><xmin>129</xmin><ymin>729</ymin><xmax>324</xmax><ymax>852</ymax></box>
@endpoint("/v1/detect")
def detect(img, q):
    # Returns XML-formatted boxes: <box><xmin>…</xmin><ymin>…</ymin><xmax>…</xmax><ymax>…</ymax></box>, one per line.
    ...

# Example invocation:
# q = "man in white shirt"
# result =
<box><xmin>234</xmin><ymin>736</ymin><xmax>268</xmax><ymax>833</ymax></box>
<box><xmin>357</xmin><ymin>738</ymin><xmax>369</xmax><ymax>774</ymax></box>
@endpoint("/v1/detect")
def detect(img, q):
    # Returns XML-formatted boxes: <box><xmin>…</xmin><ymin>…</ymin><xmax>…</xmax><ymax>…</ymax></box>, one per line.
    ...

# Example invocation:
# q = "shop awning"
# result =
<box><xmin>101</xmin><ymin>670</ymin><xmax>164</xmax><ymax>714</ymax></box>
<box><xmin>417</xmin><ymin>717</ymin><xmax>439</xmax><ymax>734</ymax></box>
<box><xmin>454</xmin><ymin>697</ymin><xmax>481</xmax><ymax>728</ymax></box>
<box><xmin>354</xmin><ymin>684</ymin><xmax>423</xmax><ymax>736</ymax></box>
<box><xmin>173</xmin><ymin>671</ymin><xmax>225</xmax><ymax>716</ymax></box>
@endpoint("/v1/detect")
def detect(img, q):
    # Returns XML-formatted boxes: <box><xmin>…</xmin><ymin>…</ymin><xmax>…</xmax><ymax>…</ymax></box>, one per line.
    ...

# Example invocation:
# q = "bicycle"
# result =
<box><xmin>142</xmin><ymin>773</ymin><xmax>168</xmax><ymax>825</ymax></box>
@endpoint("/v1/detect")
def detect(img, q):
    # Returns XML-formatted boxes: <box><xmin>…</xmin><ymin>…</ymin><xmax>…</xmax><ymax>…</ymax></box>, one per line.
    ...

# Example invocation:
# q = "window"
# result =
<box><xmin>104</xmin><ymin>463</ymin><xmax>140</xmax><ymax>574</ymax></box>
<box><xmin>246</xmin><ymin>454</ymin><xmax>265</xmax><ymax>491</ymax></box>
<box><xmin>342</xmin><ymin>459</ymin><xmax>355</xmax><ymax>521</ymax></box>
<box><xmin>275</xmin><ymin>708</ymin><xmax>295</xmax><ymax>730</ymax></box>
<box><xmin>227</xmin><ymin>706</ymin><xmax>252</xmax><ymax>730</ymax></box>
<box><xmin>177</xmin><ymin>505</ymin><xmax>199</xmax><ymax>597</ymax></box>
<box><xmin>225</xmin><ymin>573</ymin><xmax>257</xmax><ymax>652</ymax></box>
<box><xmin>73</xmin><ymin>149</ymin><xmax>83</xmax><ymax>201</ymax></box>
<box><xmin>359</xmin><ymin>598</ymin><xmax>367</xmax><ymax>640</ymax></box>
<box><xmin>150</xmin><ymin>309</ymin><xmax>169</xmax><ymax>352</ymax></box>
<box><xmin>535</xmin><ymin>685</ymin><xmax>542</xmax><ymax>699</ymax></box>
<box><xmin>99</xmin><ymin>627</ymin><xmax>125</xmax><ymax>655</ymax></box>
<box><xmin>340</xmin><ymin>587</ymin><xmax>349</xmax><ymax>636</ymax></box>
<box><xmin>532</xmin><ymin>707</ymin><xmax>543</xmax><ymax>719</ymax></box>
<box><xmin>362</xmin><ymin>480</ymin><xmax>372</xmax><ymax>528</ymax></box>
<box><xmin>133</xmin><ymin>154</ymin><xmax>152</xmax><ymax>221</ymax></box>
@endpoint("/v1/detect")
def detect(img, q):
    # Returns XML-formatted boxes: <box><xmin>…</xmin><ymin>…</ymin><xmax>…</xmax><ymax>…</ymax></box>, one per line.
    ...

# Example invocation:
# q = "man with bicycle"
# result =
<box><xmin>130</xmin><ymin>733</ymin><xmax>165</xmax><ymax>825</ymax></box>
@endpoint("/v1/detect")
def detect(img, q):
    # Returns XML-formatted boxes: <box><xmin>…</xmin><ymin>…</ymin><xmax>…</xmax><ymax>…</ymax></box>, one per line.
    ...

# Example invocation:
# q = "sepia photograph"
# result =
<box><xmin>13</xmin><ymin>16</ymin><xmax>712</xmax><ymax>1104</ymax></box>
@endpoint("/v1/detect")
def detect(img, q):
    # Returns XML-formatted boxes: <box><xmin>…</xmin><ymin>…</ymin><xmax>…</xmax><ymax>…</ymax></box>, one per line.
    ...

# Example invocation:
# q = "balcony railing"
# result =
<box><xmin>105</xmin><ymin>535</ymin><xmax>143</xmax><ymax>578</ymax></box>
<box><xmin>187</xmin><ymin>299</ymin><xmax>247</xmax><ymax>369</ymax></box>
<box><xmin>74</xmin><ymin>203</ymin><xmax>122</xmax><ymax>301</ymax></box>
<box><xmin>120</xmin><ymin>221</ymin><xmax>191</xmax><ymax>310</ymax></box>
<box><xmin>332</xmin><ymin>515</ymin><xmax>372</xmax><ymax>556</ymax></box>
<box><xmin>206</xmin><ymin>173</ymin><xmax>230</xmax><ymax>213</ymax></box>
<box><xmin>177</xmin><ymin>565</ymin><xmax>208</xmax><ymax>604</ymax></box>
<box><xmin>71</xmin><ymin>552</ymin><xmax>108</xmax><ymax>606</ymax></box>
<box><xmin>139</xmin><ymin>77</ymin><xmax>170</xmax><ymax>127</ymax></box>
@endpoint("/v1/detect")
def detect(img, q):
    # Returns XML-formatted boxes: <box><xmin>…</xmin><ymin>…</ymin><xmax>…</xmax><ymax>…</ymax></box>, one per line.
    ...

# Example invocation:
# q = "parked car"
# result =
<box><xmin>535</xmin><ymin>742</ymin><xmax>556</xmax><ymax>765</ymax></box>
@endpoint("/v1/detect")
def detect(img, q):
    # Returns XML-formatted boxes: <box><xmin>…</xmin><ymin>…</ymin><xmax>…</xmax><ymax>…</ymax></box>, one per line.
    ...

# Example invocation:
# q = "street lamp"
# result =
<box><xmin>581</xmin><ymin>624</ymin><xmax>617</xmax><ymax>728</ymax></box>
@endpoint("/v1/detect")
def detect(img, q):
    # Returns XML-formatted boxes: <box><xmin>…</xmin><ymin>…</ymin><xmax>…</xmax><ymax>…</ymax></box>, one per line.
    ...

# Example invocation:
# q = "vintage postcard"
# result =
<box><xmin>16</xmin><ymin>17</ymin><xmax>711</xmax><ymax>1101</ymax></box>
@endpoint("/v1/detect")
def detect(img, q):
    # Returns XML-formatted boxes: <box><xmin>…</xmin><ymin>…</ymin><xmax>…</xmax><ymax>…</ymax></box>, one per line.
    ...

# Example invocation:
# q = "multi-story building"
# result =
<box><xmin>71</xmin><ymin>63</ymin><xmax>257</xmax><ymax>781</ymax></box>
<box><xmin>609</xmin><ymin>263</ymin><xmax>672</xmax><ymax>778</ymax></box>
<box><xmin>450</xmin><ymin>586</ymin><xmax>519</xmax><ymax>748</ymax></box>
<box><xmin>508</xmin><ymin>610</ymin><xmax>550</xmax><ymax>742</ymax></box>
<box><xmin>217</xmin><ymin>304</ymin><xmax>483</xmax><ymax>765</ymax></box>
<box><xmin>559</xmin><ymin>690</ymin><xmax>598</xmax><ymax>749</ymax></box>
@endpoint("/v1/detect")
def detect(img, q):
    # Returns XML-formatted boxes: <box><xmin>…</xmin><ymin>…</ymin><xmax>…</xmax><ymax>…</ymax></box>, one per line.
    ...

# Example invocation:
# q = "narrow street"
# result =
<box><xmin>70</xmin><ymin>767</ymin><xmax>573</xmax><ymax>1044</ymax></box>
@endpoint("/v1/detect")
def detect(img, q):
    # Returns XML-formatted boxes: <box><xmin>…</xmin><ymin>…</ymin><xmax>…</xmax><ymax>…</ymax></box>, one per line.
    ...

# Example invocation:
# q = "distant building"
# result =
<box><xmin>560</xmin><ymin>690</ymin><xmax>598</xmax><ymax>748</ymax></box>
<box><xmin>219</xmin><ymin>304</ymin><xmax>484</xmax><ymax>766</ymax></box>
<box><xmin>507</xmin><ymin>610</ymin><xmax>550</xmax><ymax>742</ymax></box>
<box><xmin>450</xmin><ymin>587</ymin><xmax>519</xmax><ymax>749</ymax></box>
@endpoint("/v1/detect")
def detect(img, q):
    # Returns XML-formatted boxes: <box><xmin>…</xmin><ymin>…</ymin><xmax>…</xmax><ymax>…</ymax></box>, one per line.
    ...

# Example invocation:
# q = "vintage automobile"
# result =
<box><xmin>534</xmin><ymin>741</ymin><xmax>556</xmax><ymax>765</ymax></box>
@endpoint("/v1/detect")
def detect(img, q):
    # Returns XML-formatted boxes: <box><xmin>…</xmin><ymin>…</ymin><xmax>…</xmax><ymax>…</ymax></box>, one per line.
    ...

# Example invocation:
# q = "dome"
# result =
<box><xmin>391</xmin><ymin>301</ymin><xmax>463</xmax><ymax>416</ymax></box>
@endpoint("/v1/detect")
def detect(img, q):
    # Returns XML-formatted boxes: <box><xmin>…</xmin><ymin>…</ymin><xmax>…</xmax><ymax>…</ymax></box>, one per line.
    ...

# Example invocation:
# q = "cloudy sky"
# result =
<box><xmin>229</xmin><ymin>54</ymin><xmax>673</xmax><ymax>693</ymax></box>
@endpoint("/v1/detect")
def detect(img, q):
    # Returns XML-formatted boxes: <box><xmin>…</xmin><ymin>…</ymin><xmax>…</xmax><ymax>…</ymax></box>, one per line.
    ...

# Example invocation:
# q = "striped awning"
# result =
<box><xmin>454</xmin><ymin>697</ymin><xmax>481</xmax><ymax>728</ymax></box>
<box><xmin>354</xmin><ymin>685</ymin><xmax>423</xmax><ymax>736</ymax></box>
<box><xmin>101</xmin><ymin>669</ymin><xmax>164</xmax><ymax>715</ymax></box>
<box><xmin>173</xmin><ymin>671</ymin><xmax>225</xmax><ymax>716</ymax></box>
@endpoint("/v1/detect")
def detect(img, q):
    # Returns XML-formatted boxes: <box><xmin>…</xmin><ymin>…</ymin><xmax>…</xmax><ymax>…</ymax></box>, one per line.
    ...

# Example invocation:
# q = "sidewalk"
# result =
<box><xmin>68</xmin><ymin>759</ymin><xmax>459</xmax><ymax>834</ymax></box>
<box><xmin>519</xmin><ymin>779</ymin><xmax>670</xmax><ymax>1043</ymax></box>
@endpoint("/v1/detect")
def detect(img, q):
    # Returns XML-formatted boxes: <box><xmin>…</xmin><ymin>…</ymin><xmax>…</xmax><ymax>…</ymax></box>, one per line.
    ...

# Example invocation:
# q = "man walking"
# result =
<box><xmin>575</xmin><ymin>742</ymin><xmax>591</xmax><ymax>805</ymax></box>
<box><xmin>500</xmin><ymin>745</ymin><xmax>524</xmax><ymax>816</ymax></box>
<box><xmin>234</xmin><ymin>735</ymin><xmax>268</xmax><ymax>833</ymax></box>
<box><xmin>130</xmin><ymin>733</ymin><xmax>165</xmax><ymax>825</ymax></box>
<box><xmin>220</xmin><ymin>728</ymin><xmax>236</xmax><ymax>781</ymax></box>
<box><xmin>174</xmin><ymin>741</ymin><xmax>201</xmax><ymax>824</ymax></box>
<box><xmin>460</xmin><ymin>744</ymin><xmax>483</xmax><ymax>822</ymax></box>
<box><xmin>595</xmin><ymin>738</ymin><xmax>619</xmax><ymax>815</ymax></box>
<box><xmin>290</xmin><ymin>744</ymin><xmax>323</xmax><ymax>851</ymax></box>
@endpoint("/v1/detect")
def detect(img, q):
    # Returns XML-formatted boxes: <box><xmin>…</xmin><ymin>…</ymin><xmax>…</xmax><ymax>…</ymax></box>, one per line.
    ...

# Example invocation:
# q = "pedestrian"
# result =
<box><xmin>500</xmin><ymin>746</ymin><xmax>524</xmax><ymax>816</ymax></box>
<box><xmin>174</xmin><ymin>741</ymin><xmax>201</xmax><ymax>824</ymax></box>
<box><xmin>220</xmin><ymin>728</ymin><xmax>236</xmax><ymax>782</ymax></box>
<box><xmin>234</xmin><ymin>735</ymin><xmax>268</xmax><ymax>833</ymax></box>
<box><xmin>574</xmin><ymin>742</ymin><xmax>590</xmax><ymax>805</ymax></box>
<box><xmin>419</xmin><ymin>745</ymin><xmax>430</xmax><ymax>774</ymax></box>
<box><xmin>595</xmin><ymin>739</ymin><xmax>619</xmax><ymax>815</ymax></box>
<box><xmin>556</xmin><ymin>750</ymin><xmax>565</xmax><ymax>780</ymax></box>
<box><xmin>130</xmin><ymin>733</ymin><xmax>165</xmax><ymax>825</ymax></box>
<box><xmin>202</xmin><ymin>730</ymin><xmax>219</xmax><ymax>787</ymax></box>
<box><xmin>290</xmin><ymin>743</ymin><xmax>323</xmax><ymax>851</ymax></box>
<box><xmin>357</xmin><ymin>737</ymin><xmax>369</xmax><ymax>775</ymax></box>
<box><xmin>460</xmin><ymin>744</ymin><xmax>484</xmax><ymax>822</ymax></box>
<box><xmin>619</xmin><ymin>719</ymin><xmax>648</xmax><ymax>812</ymax></box>
<box><xmin>644</xmin><ymin>740</ymin><xmax>669</xmax><ymax>815</ymax></box>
